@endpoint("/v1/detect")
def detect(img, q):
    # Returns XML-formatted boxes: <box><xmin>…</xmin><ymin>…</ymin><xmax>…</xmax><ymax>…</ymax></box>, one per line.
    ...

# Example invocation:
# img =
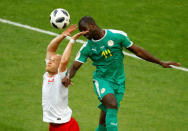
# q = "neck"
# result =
<box><xmin>48</xmin><ymin>72</ymin><xmax>57</xmax><ymax>77</ymax></box>
<box><xmin>93</xmin><ymin>29</ymin><xmax>105</xmax><ymax>40</ymax></box>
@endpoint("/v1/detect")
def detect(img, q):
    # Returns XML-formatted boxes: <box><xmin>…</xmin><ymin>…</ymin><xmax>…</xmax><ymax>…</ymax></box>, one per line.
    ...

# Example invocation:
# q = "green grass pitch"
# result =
<box><xmin>0</xmin><ymin>0</ymin><xmax>188</xmax><ymax>130</ymax></box>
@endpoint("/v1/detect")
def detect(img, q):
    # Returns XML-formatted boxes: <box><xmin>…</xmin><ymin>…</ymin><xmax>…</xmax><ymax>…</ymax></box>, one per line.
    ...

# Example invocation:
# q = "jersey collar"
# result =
<box><xmin>92</xmin><ymin>29</ymin><xmax>107</xmax><ymax>42</ymax></box>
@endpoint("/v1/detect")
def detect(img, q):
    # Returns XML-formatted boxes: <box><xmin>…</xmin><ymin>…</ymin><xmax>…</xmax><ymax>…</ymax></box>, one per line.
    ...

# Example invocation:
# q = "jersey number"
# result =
<box><xmin>101</xmin><ymin>49</ymin><xmax>112</xmax><ymax>59</ymax></box>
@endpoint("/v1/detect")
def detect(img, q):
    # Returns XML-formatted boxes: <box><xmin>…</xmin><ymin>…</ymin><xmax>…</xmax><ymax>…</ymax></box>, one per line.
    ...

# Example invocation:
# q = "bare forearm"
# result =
<box><xmin>61</xmin><ymin>41</ymin><xmax>73</xmax><ymax>64</ymax></box>
<box><xmin>67</xmin><ymin>61</ymin><xmax>82</xmax><ymax>79</ymax></box>
<box><xmin>128</xmin><ymin>44</ymin><xmax>180</xmax><ymax>68</ymax></box>
<box><xmin>136</xmin><ymin>47</ymin><xmax>162</xmax><ymax>65</ymax></box>
<box><xmin>62</xmin><ymin>62</ymin><xmax>82</xmax><ymax>87</ymax></box>
<box><xmin>68</xmin><ymin>65</ymin><xmax>78</xmax><ymax>79</ymax></box>
<box><xmin>128</xmin><ymin>45</ymin><xmax>162</xmax><ymax>65</ymax></box>
<box><xmin>47</xmin><ymin>34</ymin><xmax>66</xmax><ymax>52</ymax></box>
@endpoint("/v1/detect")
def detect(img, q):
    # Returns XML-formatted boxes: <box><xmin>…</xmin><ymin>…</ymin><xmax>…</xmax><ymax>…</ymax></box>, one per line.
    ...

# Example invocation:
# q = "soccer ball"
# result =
<box><xmin>50</xmin><ymin>8</ymin><xmax>70</xmax><ymax>29</ymax></box>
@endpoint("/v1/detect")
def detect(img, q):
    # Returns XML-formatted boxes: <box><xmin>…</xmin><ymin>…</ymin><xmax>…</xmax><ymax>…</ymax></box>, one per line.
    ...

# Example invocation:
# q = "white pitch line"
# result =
<box><xmin>122</xmin><ymin>51</ymin><xmax>188</xmax><ymax>72</ymax></box>
<box><xmin>0</xmin><ymin>18</ymin><xmax>188</xmax><ymax>72</ymax></box>
<box><xmin>0</xmin><ymin>18</ymin><xmax>85</xmax><ymax>44</ymax></box>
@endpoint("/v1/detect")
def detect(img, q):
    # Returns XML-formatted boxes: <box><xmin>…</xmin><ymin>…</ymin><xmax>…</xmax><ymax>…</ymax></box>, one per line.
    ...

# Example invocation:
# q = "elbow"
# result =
<box><xmin>47</xmin><ymin>46</ymin><xmax>50</xmax><ymax>51</ymax></box>
<box><xmin>47</xmin><ymin>44</ymin><xmax>56</xmax><ymax>52</ymax></box>
<box><xmin>72</xmin><ymin>61</ymin><xmax>82</xmax><ymax>70</ymax></box>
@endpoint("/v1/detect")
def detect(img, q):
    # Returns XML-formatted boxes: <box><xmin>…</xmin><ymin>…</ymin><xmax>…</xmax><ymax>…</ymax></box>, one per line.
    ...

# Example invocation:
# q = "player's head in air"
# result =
<box><xmin>78</xmin><ymin>16</ymin><xmax>103</xmax><ymax>40</ymax></box>
<box><xmin>46</xmin><ymin>54</ymin><xmax>61</xmax><ymax>74</ymax></box>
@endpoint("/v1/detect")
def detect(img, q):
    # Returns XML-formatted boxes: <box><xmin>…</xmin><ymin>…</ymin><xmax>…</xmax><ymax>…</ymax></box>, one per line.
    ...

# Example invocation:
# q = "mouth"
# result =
<box><xmin>47</xmin><ymin>63</ymin><xmax>51</xmax><ymax>67</ymax></box>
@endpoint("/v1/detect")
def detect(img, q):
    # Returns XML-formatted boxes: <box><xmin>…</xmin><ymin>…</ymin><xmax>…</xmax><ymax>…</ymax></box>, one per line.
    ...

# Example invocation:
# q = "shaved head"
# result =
<box><xmin>78</xmin><ymin>16</ymin><xmax>101</xmax><ymax>40</ymax></box>
<box><xmin>78</xmin><ymin>16</ymin><xmax>96</xmax><ymax>31</ymax></box>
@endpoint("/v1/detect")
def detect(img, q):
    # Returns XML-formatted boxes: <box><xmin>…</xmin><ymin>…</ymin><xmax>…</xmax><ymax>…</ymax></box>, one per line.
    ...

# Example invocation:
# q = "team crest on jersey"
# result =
<box><xmin>108</xmin><ymin>40</ymin><xmax>114</xmax><ymax>47</ymax></box>
<box><xmin>101</xmin><ymin>88</ymin><xmax>106</xmax><ymax>94</ymax></box>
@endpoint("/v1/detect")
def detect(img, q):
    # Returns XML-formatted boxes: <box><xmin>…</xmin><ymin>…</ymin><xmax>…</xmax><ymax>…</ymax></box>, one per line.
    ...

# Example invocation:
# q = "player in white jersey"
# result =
<box><xmin>42</xmin><ymin>25</ymin><xmax>88</xmax><ymax>131</ymax></box>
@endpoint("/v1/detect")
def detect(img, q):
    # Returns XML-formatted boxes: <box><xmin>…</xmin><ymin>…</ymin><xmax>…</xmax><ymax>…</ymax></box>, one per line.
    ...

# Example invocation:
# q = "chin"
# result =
<box><xmin>46</xmin><ymin>67</ymin><xmax>58</xmax><ymax>74</ymax></box>
<box><xmin>46</xmin><ymin>68</ymin><xmax>50</xmax><ymax>73</ymax></box>
<box><xmin>87</xmin><ymin>36</ymin><xmax>92</xmax><ymax>40</ymax></box>
<box><xmin>46</xmin><ymin>67</ymin><xmax>52</xmax><ymax>73</ymax></box>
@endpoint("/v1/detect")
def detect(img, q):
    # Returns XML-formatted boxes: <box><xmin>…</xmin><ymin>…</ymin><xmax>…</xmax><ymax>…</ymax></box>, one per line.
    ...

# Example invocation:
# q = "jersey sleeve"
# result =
<box><xmin>119</xmin><ymin>31</ymin><xmax>133</xmax><ymax>48</ymax></box>
<box><xmin>75</xmin><ymin>42</ymin><xmax>89</xmax><ymax>63</ymax></box>
<box><xmin>58</xmin><ymin>69</ymin><xmax>67</xmax><ymax>80</ymax></box>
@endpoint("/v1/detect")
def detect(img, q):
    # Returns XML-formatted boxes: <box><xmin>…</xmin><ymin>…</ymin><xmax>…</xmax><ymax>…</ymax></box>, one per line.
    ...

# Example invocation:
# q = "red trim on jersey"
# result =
<box><xmin>48</xmin><ymin>76</ymin><xmax>55</xmax><ymax>82</ymax></box>
<box><xmin>49</xmin><ymin>117</ymin><xmax>80</xmax><ymax>131</ymax></box>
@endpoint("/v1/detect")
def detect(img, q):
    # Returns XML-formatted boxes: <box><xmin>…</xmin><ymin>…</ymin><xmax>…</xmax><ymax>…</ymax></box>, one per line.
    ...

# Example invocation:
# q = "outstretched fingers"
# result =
<box><xmin>161</xmin><ymin>61</ymin><xmax>181</xmax><ymax>68</ymax></box>
<box><xmin>67</xmin><ymin>24</ymin><xmax>77</xmax><ymax>32</ymax></box>
<box><xmin>169</xmin><ymin>62</ymin><xmax>181</xmax><ymax>66</ymax></box>
<box><xmin>63</xmin><ymin>24</ymin><xmax>77</xmax><ymax>36</ymax></box>
<box><xmin>72</xmin><ymin>31</ymin><xmax>89</xmax><ymax>40</ymax></box>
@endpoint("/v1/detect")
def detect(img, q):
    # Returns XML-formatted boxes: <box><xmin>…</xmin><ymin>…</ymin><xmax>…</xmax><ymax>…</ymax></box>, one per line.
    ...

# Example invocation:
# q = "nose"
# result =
<box><xmin>48</xmin><ymin>60</ymin><xmax>53</xmax><ymax>65</ymax></box>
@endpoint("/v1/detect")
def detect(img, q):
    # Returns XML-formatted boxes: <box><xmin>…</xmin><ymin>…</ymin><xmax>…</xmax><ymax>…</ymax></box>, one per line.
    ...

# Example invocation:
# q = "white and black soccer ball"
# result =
<box><xmin>50</xmin><ymin>8</ymin><xmax>70</xmax><ymax>29</ymax></box>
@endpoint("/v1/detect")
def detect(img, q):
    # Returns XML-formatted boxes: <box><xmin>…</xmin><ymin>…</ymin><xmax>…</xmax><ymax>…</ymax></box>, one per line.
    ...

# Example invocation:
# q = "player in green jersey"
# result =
<box><xmin>62</xmin><ymin>16</ymin><xmax>180</xmax><ymax>131</ymax></box>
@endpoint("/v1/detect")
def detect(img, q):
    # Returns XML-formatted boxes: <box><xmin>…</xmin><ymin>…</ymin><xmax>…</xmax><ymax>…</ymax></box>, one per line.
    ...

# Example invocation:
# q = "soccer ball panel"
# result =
<box><xmin>50</xmin><ymin>8</ymin><xmax>70</xmax><ymax>29</ymax></box>
<box><xmin>52</xmin><ymin>22</ymin><xmax>58</xmax><ymax>29</ymax></box>
<box><xmin>56</xmin><ymin>17</ymin><xmax>65</xmax><ymax>23</ymax></box>
<box><xmin>53</xmin><ymin>9</ymin><xmax>58</xmax><ymax>17</ymax></box>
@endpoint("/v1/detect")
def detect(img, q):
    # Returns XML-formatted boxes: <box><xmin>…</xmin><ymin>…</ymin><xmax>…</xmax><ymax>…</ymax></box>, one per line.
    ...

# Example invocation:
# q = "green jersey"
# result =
<box><xmin>75</xmin><ymin>29</ymin><xmax>133</xmax><ymax>85</ymax></box>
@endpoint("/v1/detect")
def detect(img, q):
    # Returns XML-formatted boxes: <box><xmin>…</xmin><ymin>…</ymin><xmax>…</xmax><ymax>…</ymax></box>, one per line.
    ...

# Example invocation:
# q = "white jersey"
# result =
<box><xmin>42</xmin><ymin>69</ymin><xmax>72</xmax><ymax>124</ymax></box>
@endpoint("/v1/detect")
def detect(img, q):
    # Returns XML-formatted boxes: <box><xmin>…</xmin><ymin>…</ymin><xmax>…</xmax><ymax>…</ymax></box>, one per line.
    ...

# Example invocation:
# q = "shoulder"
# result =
<box><xmin>43</xmin><ymin>72</ymin><xmax>48</xmax><ymax>79</ymax></box>
<box><xmin>79</xmin><ymin>41</ymin><xmax>91</xmax><ymax>51</ymax></box>
<box><xmin>107</xmin><ymin>29</ymin><xmax>128</xmax><ymax>37</ymax></box>
<box><xmin>57</xmin><ymin>69</ymin><xmax>67</xmax><ymax>80</ymax></box>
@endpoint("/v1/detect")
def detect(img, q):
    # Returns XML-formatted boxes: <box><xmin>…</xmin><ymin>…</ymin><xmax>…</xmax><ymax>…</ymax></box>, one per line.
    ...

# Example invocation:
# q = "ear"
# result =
<box><xmin>90</xmin><ymin>23</ymin><xmax>95</xmax><ymax>27</ymax></box>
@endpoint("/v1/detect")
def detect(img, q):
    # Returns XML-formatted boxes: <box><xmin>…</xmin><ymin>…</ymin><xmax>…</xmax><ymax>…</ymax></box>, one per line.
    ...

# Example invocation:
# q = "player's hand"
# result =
<box><xmin>72</xmin><ymin>31</ymin><xmax>89</xmax><ymax>40</ymax></box>
<box><xmin>62</xmin><ymin>76</ymin><xmax>72</xmax><ymax>88</ymax></box>
<box><xmin>62</xmin><ymin>25</ymin><xmax>77</xmax><ymax>36</ymax></box>
<box><xmin>160</xmin><ymin>61</ymin><xmax>180</xmax><ymax>68</ymax></box>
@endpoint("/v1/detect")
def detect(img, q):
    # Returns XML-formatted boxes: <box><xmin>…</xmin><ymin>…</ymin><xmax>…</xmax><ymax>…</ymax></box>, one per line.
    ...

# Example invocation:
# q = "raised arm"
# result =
<box><xmin>59</xmin><ymin>31</ymin><xmax>89</xmax><ymax>72</ymax></box>
<box><xmin>46</xmin><ymin>25</ymin><xmax>77</xmax><ymax>59</ymax></box>
<box><xmin>127</xmin><ymin>44</ymin><xmax>180</xmax><ymax>68</ymax></box>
